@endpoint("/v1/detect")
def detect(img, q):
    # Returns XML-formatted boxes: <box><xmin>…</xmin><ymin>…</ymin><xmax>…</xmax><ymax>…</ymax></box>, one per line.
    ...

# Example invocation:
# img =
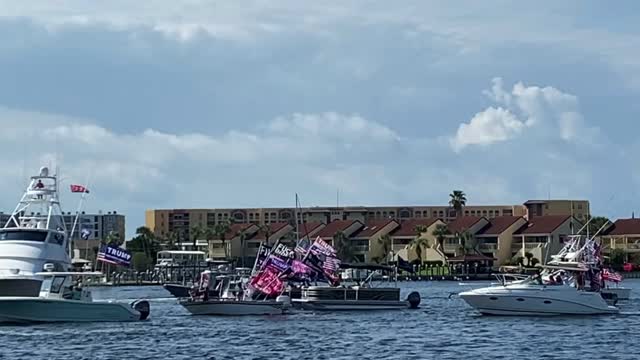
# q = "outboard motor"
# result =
<box><xmin>132</xmin><ymin>300</ymin><xmax>151</xmax><ymax>320</ymax></box>
<box><xmin>406</xmin><ymin>291</ymin><xmax>421</xmax><ymax>309</ymax></box>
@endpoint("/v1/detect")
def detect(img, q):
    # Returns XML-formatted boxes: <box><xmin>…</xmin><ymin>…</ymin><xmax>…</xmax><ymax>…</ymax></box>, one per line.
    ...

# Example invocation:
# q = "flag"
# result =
<box><xmin>70</xmin><ymin>184</ymin><xmax>90</xmax><ymax>193</ymax></box>
<box><xmin>602</xmin><ymin>268</ymin><xmax>623</xmax><ymax>283</ymax></box>
<box><xmin>97</xmin><ymin>244</ymin><xmax>131</xmax><ymax>267</ymax></box>
<box><xmin>295</xmin><ymin>237</ymin><xmax>311</xmax><ymax>257</ymax></box>
<box><xmin>80</xmin><ymin>228</ymin><xmax>91</xmax><ymax>240</ymax></box>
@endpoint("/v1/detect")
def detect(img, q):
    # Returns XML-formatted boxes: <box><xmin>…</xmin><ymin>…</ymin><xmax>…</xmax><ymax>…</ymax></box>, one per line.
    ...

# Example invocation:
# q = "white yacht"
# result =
<box><xmin>460</xmin><ymin>235</ymin><xmax>619</xmax><ymax>316</ymax></box>
<box><xmin>0</xmin><ymin>167</ymin><xmax>73</xmax><ymax>296</ymax></box>
<box><xmin>459</xmin><ymin>271</ymin><xmax>619</xmax><ymax>316</ymax></box>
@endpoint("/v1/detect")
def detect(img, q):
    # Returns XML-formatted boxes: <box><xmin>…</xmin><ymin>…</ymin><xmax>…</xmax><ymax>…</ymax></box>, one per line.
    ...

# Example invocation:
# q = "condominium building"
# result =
<box><xmin>144</xmin><ymin>199</ymin><xmax>589</xmax><ymax>240</ymax></box>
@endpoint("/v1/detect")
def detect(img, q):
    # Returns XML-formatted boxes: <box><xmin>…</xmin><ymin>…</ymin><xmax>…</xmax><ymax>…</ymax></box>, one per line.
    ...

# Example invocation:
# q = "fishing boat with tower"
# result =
<box><xmin>0</xmin><ymin>167</ymin><xmax>75</xmax><ymax>296</ymax></box>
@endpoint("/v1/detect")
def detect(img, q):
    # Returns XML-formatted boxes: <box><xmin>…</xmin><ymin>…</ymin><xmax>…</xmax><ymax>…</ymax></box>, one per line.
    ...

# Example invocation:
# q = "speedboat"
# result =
<box><xmin>602</xmin><ymin>282</ymin><xmax>631</xmax><ymax>301</ymax></box>
<box><xmin>0</xmin><ymin>167</ymin><xmax>72</xmax><ymax>296</ymax></box>
<box><xmin>0</xmin><ymin>267</ymin><xmax>150</xmax><ymax>323</ymax></box>
<box><xmin>292</xmin><ymin>263</ymin><xmax>421</xmax><ymax>311</ymax></box>
<box><xmin>460</xmin><ymin>234</ymin><xmax>619</xmax><ymax>316</ymax></box>
<box><xmin>179</xmin><ymin>273</ymin><xmax>290</xmax><ymax>316</ymax></box>
<box><xmin>459</xmin><ymin>272</ymin><xmax>619</xmax><ymax>316</ymax></box>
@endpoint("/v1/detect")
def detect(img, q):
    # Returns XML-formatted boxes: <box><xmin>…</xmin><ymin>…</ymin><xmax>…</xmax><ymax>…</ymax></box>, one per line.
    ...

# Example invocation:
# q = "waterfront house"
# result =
<box><xmin>391</xmin><ymin>218</ymin><xmax>446</xmax><ymax>263</ymax></box>
<box><xmin>511</xmin><ymin>215</ymin><xmax>580</xmax><ymax>264</ymax></box>
<box><xmin>475</xmin><ymin>216</ymin><xmax>528</xmax><ymax>265</ymax></box>
<box><xmin>351</xmin><ymin>219</ymin><xmax>399</xmax><ymax>263</ymax></box>
<box><xmin>600</xmin><ymin>218</ymin><xmax>640</xmax><ymax>261</ymax></box>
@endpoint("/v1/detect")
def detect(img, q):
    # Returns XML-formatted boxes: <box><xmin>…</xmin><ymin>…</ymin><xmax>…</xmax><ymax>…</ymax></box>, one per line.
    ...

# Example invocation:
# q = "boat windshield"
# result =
<box><xmin>0</xmin><ymin>230</ymin><xmax>48</xmax><ymax>242</ymax></box>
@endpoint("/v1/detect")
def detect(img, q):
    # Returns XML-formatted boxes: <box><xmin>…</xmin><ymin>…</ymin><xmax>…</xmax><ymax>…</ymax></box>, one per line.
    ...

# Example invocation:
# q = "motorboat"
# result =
<box><xmin>459</xmin><ymin>271</ymin><xmax>619</xmax><ymax>316</ymax></box>
<box><xmin>292</xmin><ymin>263</ymin><xmax>421</xmax><ymax>311</ymax></box>
<box><xmin>0</xmin><ymin>267</ymin><xmax>150</xmax><ymax>323</ymax></box>
<box><xmin>460</xmin><ymin>234</ymin><xmax>619</xmax><ymax>316</ymax></box>
<box><xmin>179</xmin><ymin>273</ymin><xmax>290</xmax><ymax>316</ymax></box>
<box><xmin>602</xmin><ymin>281</ymin><xmax>631</xmax><ymax>301</ymax></box>
<box><xmin>0</xmin><ymin>167</ymin><xmax>73</xmax><ymax>296</ymax></box>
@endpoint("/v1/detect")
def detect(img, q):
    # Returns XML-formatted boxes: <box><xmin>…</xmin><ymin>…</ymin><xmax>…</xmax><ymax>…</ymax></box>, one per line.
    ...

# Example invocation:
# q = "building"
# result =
<box><xmin>144</xmin><ymin>199</ymin><xmax>589</xmax><ymax>239</ymax></box>
<box><xmin>600</xmin><ymin>218</ymin><xmax>640</xmax><ymax>261</ymax></box>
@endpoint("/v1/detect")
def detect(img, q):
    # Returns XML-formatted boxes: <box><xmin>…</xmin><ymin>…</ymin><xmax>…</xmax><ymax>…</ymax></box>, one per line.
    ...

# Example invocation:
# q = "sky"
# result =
<box><xmin>1</xmin><ymin>1</ymin><xmax>640</xmax><ymax>238</ymax></box>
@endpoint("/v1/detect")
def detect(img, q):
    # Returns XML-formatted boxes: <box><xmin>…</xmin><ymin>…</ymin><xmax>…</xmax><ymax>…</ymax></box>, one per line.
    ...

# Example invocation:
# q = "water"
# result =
<box><xmin>1</xmin><ymin>281</ymin><xmax>639</xmax><ymax>360</ymax></box>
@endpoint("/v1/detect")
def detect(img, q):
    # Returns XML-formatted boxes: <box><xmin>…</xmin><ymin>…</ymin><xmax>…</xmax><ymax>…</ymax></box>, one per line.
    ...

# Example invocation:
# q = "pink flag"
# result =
<box><xmin>70</xmin><ymin>184</ymin><xmax>90</xmax><ymax>193</ymax></box>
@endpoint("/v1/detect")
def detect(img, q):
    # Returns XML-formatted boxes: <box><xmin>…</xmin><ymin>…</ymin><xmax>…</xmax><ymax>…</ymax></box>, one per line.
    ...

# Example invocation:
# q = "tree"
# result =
<box><xmin>127</xmin><ymin>226</ymin><xmax>161</xmax><ymax>270</ymax></box>
<box><xmin>456</xmin><ymin>230</ymin><xmax>475</xmax><ymax>255</ymax></box>
<box><xmin>524</xmin><ymin>251</ymin><xmax>534</xmax><ymax>267</ymax></box>
<box><xmin>259</xmin><ymin>224</ymin><xmax>274</xmax><ymax>246</ymax></box>
<box><xmin>333</xmin><ymin>231</ymin><xmax>355</xmax><ymax>262</ymax></box>
<box><xmin>213</xmin><ymin>219</ymin><xmax>232</xmax><ymax>259</ymax></box>
<box><xmin>449</xmin><ymin>190</ymin><xmax>467</xmax><ymax>217</ymax></box>
<box><xmin>581</xmin><ymin>216</ymin><xmax>610</xmax><ymax>237</ymax></box>
<box><xmin>132</xmin><ymin>252</ymin><xmax>151</xmax><ymax>272</ymax></box>
<box><xmin>104</xmin><ymin>231</ymin><xmax>122</xmax><ymax>246</ymax></box>
<box><xmin>411</xmin><ymin>225</ymin><xmax>430</xmax><ymax>265</ymax></box>
<box><xmin>235</xmin><ymin>228</ymin><xmax>248</xmax><ymax>267</ymax></box>
<box><xmin>190</xmin><ymin>225</ymin><xmax>205</xmax><ymax>251</ymax></box>
<box><xmin>607</xmin><ymin>249</ymin><xmax>626</xmax><ymax>270</ymax></box>
<box><xmin>373</xmin><ymin>234</ymin><xmax>392</xmax><ymax>264</ymax></box>
<box><xmin>431</xmin><ymin>224</ymin><xmax>450</xmax><ymax>252</ymax></box>
<box><xmin>163</xmin><ymin>231</ymin><xmax>180</xmax><ymax>250</ymax></box>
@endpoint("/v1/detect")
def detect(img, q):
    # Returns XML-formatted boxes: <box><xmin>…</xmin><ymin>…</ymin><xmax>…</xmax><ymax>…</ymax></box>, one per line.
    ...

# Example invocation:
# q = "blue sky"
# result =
<box><xmin>1</xmin><ymin>1</ymin><xmax>639</xmax><ymax>237</ymax></box>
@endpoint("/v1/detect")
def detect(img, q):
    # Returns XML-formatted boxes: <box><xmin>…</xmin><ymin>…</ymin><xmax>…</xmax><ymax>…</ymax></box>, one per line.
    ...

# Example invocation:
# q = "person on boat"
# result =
<box><xmin>35</xmin><ymin>180</ymin><xmax>44</xmax><ymax>189</ymax></box>
<box><xmin>555</xmin><ymin>274</ymin><xmax>563</xmax><ymax>285</ymax></box>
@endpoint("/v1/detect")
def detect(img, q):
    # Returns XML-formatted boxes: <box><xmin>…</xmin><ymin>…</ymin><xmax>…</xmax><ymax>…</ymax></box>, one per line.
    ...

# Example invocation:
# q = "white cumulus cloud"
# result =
<box><xmin>450</xmin><ymin>77</ymin><xmax>599</xmax><ymax>151</ymax></box>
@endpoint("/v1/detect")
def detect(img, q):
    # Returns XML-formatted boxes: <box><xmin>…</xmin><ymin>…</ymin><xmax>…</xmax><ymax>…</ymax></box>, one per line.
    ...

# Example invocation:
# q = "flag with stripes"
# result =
<box><xmin>602</xmin><ymin>268</ymin><xmax>622</xmax><ymax>283</ymax></box>
<box><xmin>295</xmin><ymin>237</ymin><xmax>312</xmax><ymax>257</ymax></box>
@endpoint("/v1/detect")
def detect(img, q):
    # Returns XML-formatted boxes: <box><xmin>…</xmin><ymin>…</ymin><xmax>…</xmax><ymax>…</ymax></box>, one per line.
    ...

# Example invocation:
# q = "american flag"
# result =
<box><xmin>602</xmin><ymin>268</ymin><xmax>623</xmax><ymax>283</ymax></box>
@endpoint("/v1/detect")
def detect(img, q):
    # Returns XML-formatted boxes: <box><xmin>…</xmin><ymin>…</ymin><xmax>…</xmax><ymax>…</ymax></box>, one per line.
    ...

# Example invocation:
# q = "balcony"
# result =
<box><xmin>511</xmin><ymin>242</ymin><xmax>544</xmax><ymax>250</ymax></box>
<box><xmin>479</xmin><ymin>244</ymin><xmax>498</xmax><ymax>251</ymax></box>
<box><xmin>352</xmin><ymin>245</ymin><xmax>370</xmax><ymax>253</ymax></box>
<box><xmin>608</xmin><ymin>242</ymin><xmax>640</xmax><ymax>252</ymax></box>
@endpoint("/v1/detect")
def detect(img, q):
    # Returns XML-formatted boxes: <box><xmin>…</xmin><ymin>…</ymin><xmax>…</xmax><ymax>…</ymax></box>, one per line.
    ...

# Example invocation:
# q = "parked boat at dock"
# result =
<box><xmin>0</xmin><ymin>267</ymin><xmax>150</xmax><ymax>323</ymax></box>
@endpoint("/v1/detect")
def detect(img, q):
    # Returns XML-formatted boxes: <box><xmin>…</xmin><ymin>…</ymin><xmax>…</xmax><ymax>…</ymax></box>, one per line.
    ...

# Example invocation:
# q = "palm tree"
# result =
<box><xmin>236</xmin><ymin>229</ymin><xmax>248</xmax><ymax>267</ymax></box>
<box><xmin>410</xmin><ymin>225</ymin><xmax>430</xmax><ymax>265</ymax></box>
<box><xmin>104</xmin><ymin>231</ymin><xmax>121</xmax><ymax>246</ymax></box>
<box><xmin>431</xmin><ymin>224</ymin><xmax>450</xmax><ymax>252</ymax></box>
<box><xmin>259</xmin><ymin>224</ymin><xmax>273</xmax><ymax>246</ymax></box>
<box><xmin>333</xmin><ymin>231</ymin><xmax>355</xmax><ymax>262</ymax></box>
<box><xmin>457</xmin><ymin>230</ymin><xmax>475</xmax><ymax>255</ymax></box>
<box><xmin>375</xmin><ymin>234</ymin><xmax>392</xmax><ymax>264</ymax></box>
<box><xmin>524</xmin><ymin>251</ymin><xmax>534</xmax><ymax>267</ymax></box>
<box><xmin>134</xmin><ymin>226</ymin><xmax>155</xmax><ymax>259</ymax></box>
<box><xmin>449</xmin><ymin>190</ymin><xmax>467</xmax><ymax>217</ymax></box>
<box><xmin>213</xmin><ymin>219</ymin><xmax>232</xmax><ymax>260</ymax></box>
<box><xmin>164</xmin><ymin>231</ymin><xmax>179</xmax><ymax>250</ymax></box>
<box><xmin>581</xmin><ymin>216</ymin><xmax>610</xmax><ymax>237</ymax></box>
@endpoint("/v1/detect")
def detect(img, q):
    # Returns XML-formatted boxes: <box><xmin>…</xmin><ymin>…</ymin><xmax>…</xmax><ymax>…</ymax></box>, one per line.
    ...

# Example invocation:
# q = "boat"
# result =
<box><xmin>459</xmin><ymin>235</ymin><xmax>619</xmax><ymax>316</ymax></box>
<box><xmin>0</xmin><ymin>167</ymin><xmax>73</xmax><ymax>296</ymax></box>
<box><xmin>292</xmin><ymin>263</ymin><xmax>421</xmax><ymax>311</ymax></box>
<box><xmin>0</xmin><ymin>267</ymin><xmax>150</xmax><ymax>323</ymax></box>
<box><xmin>179</xmin><ymin>272</ymin><xmax>290</xmax><ymax>316</ymax></box>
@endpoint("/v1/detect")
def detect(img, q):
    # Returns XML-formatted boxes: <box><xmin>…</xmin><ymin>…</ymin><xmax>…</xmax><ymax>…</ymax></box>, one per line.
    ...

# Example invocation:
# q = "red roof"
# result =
<box><xmin>604</xmin><ymin>219</ymin><xmax>640</xmax><ymax>236</ymax></box>
<box><xmin>391</xmin><ymin>218</ymin><xmax>440</xmax><ymax>237</ymax></box>
<box><xmin>315</xmin><ymin>220</ymin><xmax>362</xmax><ymax>238</ymax></box>
<box><xmin>297</xmin><ymin>222</ymin><xmax>324</xmax><ymax>239</ymax></box>
<box><xmin>250</xmin><ymin>222</ymin><xmax>291</xmax><ymax>239</ymax></box>
<box><xmin>352</xmin><ymin>220</ymin><xmax>398</xmax><ymax>238</ymax></box>
<box><xmin>224</xmin><ymin>223</ymin><xmax>255</xmax><ymax>238</ymax></box>
<box><xmin>447</xmin><ymin>216</ymin><xmax>485</xmax><ymax>233</ymax></box>
<box><xmin>477</xmin><ymin>216</ymin><xmax>525</xmax><ymax>235</ymax></box>
<box><xmin>515</xmin><ymin>215</ymin><xmax>571</xmax><ymax>235</ymax></box>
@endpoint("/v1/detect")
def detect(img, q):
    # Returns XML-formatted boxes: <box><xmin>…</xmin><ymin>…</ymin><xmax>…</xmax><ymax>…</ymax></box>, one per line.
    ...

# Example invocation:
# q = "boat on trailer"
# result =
<box><xmin>292</xmin><ymin>263</ymin><xmax>421</xmax><ymax>311</ymax></box>
<box><xmin>0</xmin><ymin>266</ymin><xmax>150</xmax><ymax>323</ymax></box>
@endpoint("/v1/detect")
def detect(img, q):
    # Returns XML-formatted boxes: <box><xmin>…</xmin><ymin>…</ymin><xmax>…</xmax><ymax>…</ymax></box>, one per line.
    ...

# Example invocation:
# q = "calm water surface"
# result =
<box><xmin>0</xmin><ymin>280</ymin><xmax>638</xmax><ymax>360</ymax></box>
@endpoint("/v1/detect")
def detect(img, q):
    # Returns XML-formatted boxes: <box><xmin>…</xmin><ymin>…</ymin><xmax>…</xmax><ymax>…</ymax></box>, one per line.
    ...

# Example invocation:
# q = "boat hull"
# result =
<box><xmin>459</xmin><ymin>287</ymin><xmax>619</xmax><ymax>316</ymax></box>
<box><xmin>292</xmin><ymin>299</ymin><xmax>409</xmax><ymax>311</ymax></box>
<box><xmin>180</xmin><ymin>300</ymin><xmax>286</xmax><ymax>316</ymax></box>
<box><xmin>0</xmin><ymin>298</ymin><xmax>145</xmax><ymax>323</ymax></box>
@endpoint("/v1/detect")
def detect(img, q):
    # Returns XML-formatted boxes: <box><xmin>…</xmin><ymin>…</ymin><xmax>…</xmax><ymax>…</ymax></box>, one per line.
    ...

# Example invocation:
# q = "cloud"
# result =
<box><xmin>450</xmin><ymin>78</ymin><xmax>599</xmax><ymax>151</ymax></box>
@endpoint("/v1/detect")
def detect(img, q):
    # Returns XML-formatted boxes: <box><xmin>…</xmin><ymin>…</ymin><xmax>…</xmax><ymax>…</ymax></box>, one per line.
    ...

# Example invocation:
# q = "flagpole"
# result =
<box><xmin>69</xmin><ymin>172</ymin><xmax>92</xmax><ymax>261</ymax></box>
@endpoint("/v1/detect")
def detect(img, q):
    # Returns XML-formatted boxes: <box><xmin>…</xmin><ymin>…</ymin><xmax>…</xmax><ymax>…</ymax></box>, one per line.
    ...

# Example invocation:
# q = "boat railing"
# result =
<box><xmin>492</xmin><ymin>273</ymin><xmax>529</xmax><ymax>286</ymax></box>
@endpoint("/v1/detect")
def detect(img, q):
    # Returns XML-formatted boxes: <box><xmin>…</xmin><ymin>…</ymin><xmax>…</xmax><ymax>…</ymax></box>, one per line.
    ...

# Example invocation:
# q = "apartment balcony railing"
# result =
<box><xmin>352</xmin><ymin>245</ymin><xmax>370</xmax><ymax>253</ymax></box>
<box><xmin>511</xmin><ymin>242</ymin><xmax>544</xmax><ymax>250</ymax></box>
<box><xmin>608</xmin><ymin>242</ymin><xmax>640</xmax><ymax>251</ymax></box>
<box><xmin>478</xmin><ymin>244</ymin><xmax>498</xmax><ymax>251</ymax></box>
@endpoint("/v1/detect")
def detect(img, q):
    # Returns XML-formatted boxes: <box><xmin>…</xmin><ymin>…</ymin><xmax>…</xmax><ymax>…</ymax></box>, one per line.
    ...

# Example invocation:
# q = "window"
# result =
<box><xmin>50</xmin><ymin>276</ymin><xmax>66</xmax><ymax>294</ymax></box>
<box><xmin>0</xmin><ymin>230</ymin><xmax>48</xmax><ymax>242</ymax></box>
<box><xmin>577</xmin><ymin>204</ymin><xmax>583</xmax><ymax>210</ymax></box>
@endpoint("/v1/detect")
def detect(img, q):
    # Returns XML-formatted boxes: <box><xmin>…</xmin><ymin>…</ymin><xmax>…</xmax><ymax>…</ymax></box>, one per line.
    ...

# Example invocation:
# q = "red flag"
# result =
<box><xmin>70</xmin><ymin>184</ymin><xmax>90</xmax><ymax>193</ymax></box>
